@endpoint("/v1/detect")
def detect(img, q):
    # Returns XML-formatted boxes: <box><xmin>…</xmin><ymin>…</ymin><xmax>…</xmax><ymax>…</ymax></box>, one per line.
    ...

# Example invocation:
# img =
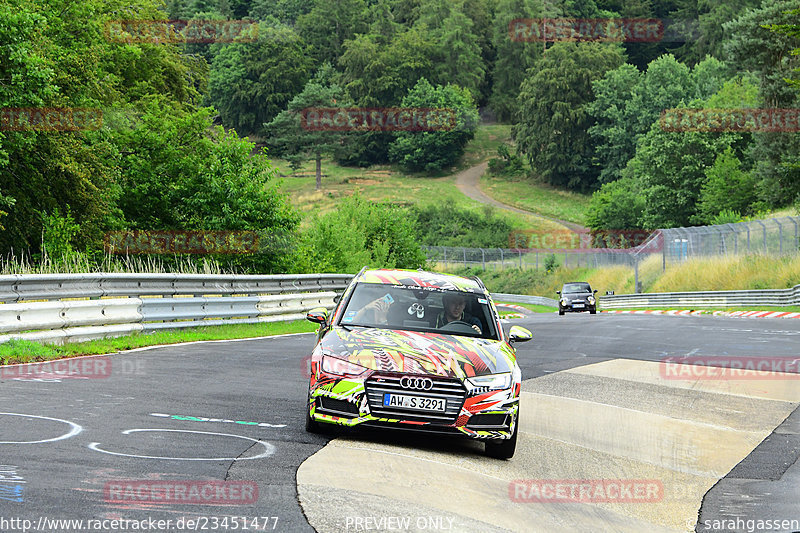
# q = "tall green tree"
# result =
<box><xmin>588</xmin><ymin>55</ymin><xmax>730</xmax><ymax>184</ymax></box>
<box><xmin>514</xmin><ymin>42</ymin><xmax>625</xmax><ymax>191</ymax></box>
<box><xmin>489</xmin><ymin>0</ymin><xmax>550</xmax><ymax>122</ymax></box>
<box><xmin>295</xmin><ymin>0</ymin><xmax>369</xmax><ymax>65</ymax></box>
<box><xmin>624</xmin><ymin>119</ymin><xmax>742</xmax><ymax>228</ymax></box>
<box><xmin>263</xmin><ymin>65</ymin><xmax>351</xmax><ymax>190</ymax></box>
<box><xmin>388</xmin><ymin>78</ymin><xmax>479</xmax><ymax>172</ymax></box>
<box><xmin>724</xmin><ymin>0</ymin><xmax>800</xmax><ymax>207</ymax></box>
<box><xmin>207</xmin><ymin>23</ymin><xmax>315</xmax><ymax>135</ymax></box>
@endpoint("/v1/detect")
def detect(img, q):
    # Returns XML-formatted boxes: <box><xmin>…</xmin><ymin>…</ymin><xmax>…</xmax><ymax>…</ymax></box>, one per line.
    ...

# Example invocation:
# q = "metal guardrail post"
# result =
<box><xmin>776</xmin><ymin>219</ymin><xmax>783</xmax><ymax>254</ymax></box>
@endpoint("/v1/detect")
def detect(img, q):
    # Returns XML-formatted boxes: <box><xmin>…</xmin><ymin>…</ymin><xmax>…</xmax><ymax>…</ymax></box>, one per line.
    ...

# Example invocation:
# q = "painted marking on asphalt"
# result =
<box><xmin>149</xmin><ymin>413</ymin><xmax>286</xmax><ymax>428</ymax></box>
<box><xmin>88</xmin><ymin>429</ymin><xmax>275</xmax><ymax>461</ymax></box>
<box><xmin>0</xmin><ymin>465</ymin><xmax>25</xmax><ymax>503</ymax></box>
<box><xmin>0</xmin><ymin>413</ymin><xmax>83</xmax><ymax>444</ymax></box>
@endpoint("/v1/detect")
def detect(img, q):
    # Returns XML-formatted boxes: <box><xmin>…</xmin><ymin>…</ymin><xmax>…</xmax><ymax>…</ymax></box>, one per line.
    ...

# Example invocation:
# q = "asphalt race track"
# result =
<box><xmin>1</xmin><ymin>314</ymin><xmax>799</xmax><ymax>533</ymax></box>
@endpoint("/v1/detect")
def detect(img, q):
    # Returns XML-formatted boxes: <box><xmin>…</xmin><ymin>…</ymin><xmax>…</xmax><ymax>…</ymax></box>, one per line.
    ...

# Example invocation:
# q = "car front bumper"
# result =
<box><xmin>308</xmin><ymin>366</ymin><xmax>519</xmax><ymax>440</ymax></box>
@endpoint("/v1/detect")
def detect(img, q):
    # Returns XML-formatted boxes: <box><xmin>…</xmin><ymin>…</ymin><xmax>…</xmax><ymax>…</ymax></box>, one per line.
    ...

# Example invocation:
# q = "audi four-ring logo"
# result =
<box><xmin>400</xmin><ymin>377</ymin><xmax>434</xmax><ymax>391</ymax></box>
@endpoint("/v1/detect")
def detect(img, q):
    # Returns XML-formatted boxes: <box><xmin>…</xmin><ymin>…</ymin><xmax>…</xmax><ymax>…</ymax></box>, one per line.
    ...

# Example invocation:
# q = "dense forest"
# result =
<box><xmin>0</xmin><ymin>0</ymin><xmax>798</xmax><ymax>272</ymax></box>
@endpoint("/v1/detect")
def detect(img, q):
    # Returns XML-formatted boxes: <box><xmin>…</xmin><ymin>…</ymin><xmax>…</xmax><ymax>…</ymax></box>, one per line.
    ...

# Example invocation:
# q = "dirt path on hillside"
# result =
<box><xmin>454</xmin><ymin>162</ymin><xmax>587</xmax><ymax>232</ymax></box>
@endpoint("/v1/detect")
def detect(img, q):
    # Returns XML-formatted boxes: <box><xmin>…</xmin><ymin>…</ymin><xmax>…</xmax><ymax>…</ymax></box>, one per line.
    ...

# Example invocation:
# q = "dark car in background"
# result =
<box><xmin>557</xmin><ymin>282</ymin><xmax>598</xmax><ymax>315</ymax></box>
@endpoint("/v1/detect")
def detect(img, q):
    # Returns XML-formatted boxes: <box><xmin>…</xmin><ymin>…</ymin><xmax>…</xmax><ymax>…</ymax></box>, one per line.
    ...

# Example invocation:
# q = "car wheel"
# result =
<box><xmin>558</xmin><ymin>308</ymin><xmax>565</xmax><ymax>316</ymax></box>
<box><xmin>485</xmin><ymin>418</ymin><xmax>518</xmax><ymax>459</ymax></box>
<box><xmin>305</xmin><ymin>396</ymin><xmax>322</xmax><ymax>433</ymax></box>
<box><xmin>590</xmin><ymin>309</ymin><xmax>596</xmax><ymax>314</ymax></box>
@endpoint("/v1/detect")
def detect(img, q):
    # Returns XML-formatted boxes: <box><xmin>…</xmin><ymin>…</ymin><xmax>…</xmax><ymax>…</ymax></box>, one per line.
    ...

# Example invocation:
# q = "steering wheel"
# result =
<box><xmin>440</xmin><ymin>320</ymin><xmax>479</xmax><ymax>334</ymax></box>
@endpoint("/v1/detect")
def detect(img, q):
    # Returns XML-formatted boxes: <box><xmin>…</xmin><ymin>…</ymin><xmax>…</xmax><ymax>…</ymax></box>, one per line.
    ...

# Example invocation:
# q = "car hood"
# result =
<box><xmin>563</xmin><ymin>293</ymin><xmax>591</xmax><ymax>299</ymax></box>
<box><xmin>320</xmin><ymin>326</ymin><xmax>514</xmax><ymax>379</ymax></box>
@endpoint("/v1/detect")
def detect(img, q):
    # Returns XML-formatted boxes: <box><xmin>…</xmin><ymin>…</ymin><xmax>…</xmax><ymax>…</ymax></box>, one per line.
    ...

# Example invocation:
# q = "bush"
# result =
<box><xmin>411</xmin><ymin>204</ymin><xmax>512</xmax><ymax>248</ymax></box>
<box><xmin>388</xmin><ymin>79</ymin><xmax>479</xmax><ymax>172</ymax></box>
<box><xmin>292</xmin><ymin>193</ymin><xmax>426</xmax><ymax>274</ymax></box>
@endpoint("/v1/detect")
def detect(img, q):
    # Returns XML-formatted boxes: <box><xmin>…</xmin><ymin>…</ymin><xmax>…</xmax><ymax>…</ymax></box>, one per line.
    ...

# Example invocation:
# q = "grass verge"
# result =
<box><xmin>600</xmin><ymin>305</ymin><xmax>800</xmax><ymax>314</ymax></box>
<box><xmin>0</xmin><ymin>320</ymin><xmax>318</xmax><ymax>365</ymax></box>
<box><xmin>478</xmin><ymin>173</ymin><xmax>591</xmax><ymax>225</ymax></box>
<box><xmin>495</xmin><ymin>301</ymin><xmax>557</xmax><ymax>313</ymax></box>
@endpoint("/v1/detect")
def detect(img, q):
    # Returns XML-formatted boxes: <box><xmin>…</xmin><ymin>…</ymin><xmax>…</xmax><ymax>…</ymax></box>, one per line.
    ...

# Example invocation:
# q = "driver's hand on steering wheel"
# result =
<box><xmin>471</xmin><ymin>324</ymin><xmax>482</xmax><ymax>334</ymax></box>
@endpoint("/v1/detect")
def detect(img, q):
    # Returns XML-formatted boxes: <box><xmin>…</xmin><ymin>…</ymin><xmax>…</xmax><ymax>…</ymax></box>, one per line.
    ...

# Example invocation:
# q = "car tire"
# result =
<box><xmin>305</xmin><ymin>396</ymin><xmax>322</xmax><ymax>433</ymax></box>
<box><xmin>558</xmin><ymin>308</ymin><xmax>565</xmax><ymax>316</ymax></box>
<box><xmin>589</xmin><ymin>309</ymin><xmax>596</xmax><ymax>314</ymax></box>
<box><xmin>485</xmin><ymin>418</ymin><xmax>518</xmax><ymax>459</ymax></box>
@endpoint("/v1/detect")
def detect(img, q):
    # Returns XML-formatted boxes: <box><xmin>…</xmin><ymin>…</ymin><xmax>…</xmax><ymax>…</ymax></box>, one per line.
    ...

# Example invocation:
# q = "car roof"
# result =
<box><xmin>354</xmin><ymin>268</ymin><xmax>485</xmax><ymax>293</ymax></box>
<box><xmin>563</xmin><ymin>281</ymin><xmax>591</xmax><ymax>288</ymax></box>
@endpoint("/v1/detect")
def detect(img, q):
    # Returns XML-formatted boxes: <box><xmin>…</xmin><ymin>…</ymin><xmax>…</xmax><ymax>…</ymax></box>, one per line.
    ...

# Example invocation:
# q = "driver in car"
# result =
<box><xmin>435</xmin><ymin>292</ymin><xmax>482</xmax><ymax>334</ymax></box>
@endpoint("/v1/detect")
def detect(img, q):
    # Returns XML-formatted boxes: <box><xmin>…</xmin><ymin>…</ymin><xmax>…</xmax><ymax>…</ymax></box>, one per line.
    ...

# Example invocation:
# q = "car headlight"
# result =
<box><xmin>587</xmin><ymin>296</ymin><xmax>595</xmax><ymax>304</ymax></box>
<box><xmin>560</xmin><ymin>298</ymin><xmax>568</xmax><ymax>306</ymax></box>
<box><xmin>466</xmin><ymin>373</ymin><xmax>512</xmax><ymax>391</ymax></box>
<box><xmin>322</xmin><ymin>355</ymin><xmax>367</xmax><ymax>376</ymax></box>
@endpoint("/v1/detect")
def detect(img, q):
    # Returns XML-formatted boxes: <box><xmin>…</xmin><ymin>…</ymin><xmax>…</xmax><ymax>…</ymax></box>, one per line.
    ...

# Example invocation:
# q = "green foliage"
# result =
<box><xmin>709</xmin><ymin>209</ymin><xmax>743</xmax><ymax>225</ymax></box>
<box><xmin>586</xmin><ymin>176</ymin><xmax>646</xmax><ymax>231</ymax></box>
<box><xmin>292</xmin><ymin>194</ymin><xmax>426</xmax><ymax>274</ymax></box>
<box><xmin>112</xmin><ymin>97</ymin><xmax>299</xmax><ymax>272</ymax></box>
<box><xmin>263</xmin><ymin>64</ymin><xmax>351</xmax><ymax>188</ymax></box>
<box><xmin>415</xmin><ymin>1</ymin><xmax>486</xmax><ymax>100</ymax></box>
<box><xmin>248</xmin><ymin>0</ymin><xmax>311</xmax><ymax>23</ymax></box>
<box><xmin>488</xmin><ymin>144</ymin><xmax>525</xmax><ymax>176</ymax></box>
<box><xmin>588</xmin><ymin>55</ymin><xmax>731</xmax><ymax>185</ymax></box>
<box><xmin>489</xmin><ymin>0</ymin><xmax>549</xmax><ymax>121</ymax></box>
<box><xmin>339</xmin><ymin>28</ymin><xmax>437</xmax><ymax>107</ymax></box>
<box><xmin>624</xmin><ymin>120</ymin><xmax>741</xmax><ymax>228</ymax></box>
<box><xmin>388</xmin><ymin>78</ymin><xmax>479</xmax><ymax>172</ymax></box>
<box><xmin>411</xmin><ymin>204</ymin><xmax>512</xmax><ymax>247</ymax></box>
<box><xmin>514</xmin><ymin>42</ymin><xmax>625</xmax><ymax>191</ymax></box>
<box><xmin>41</xmin><ymin>206</ymin><xmax>80</xmax><ymax>260</ymax></box>
<box><xmin>296</xmin><ymin>0</ymin><xmax>368</xmax><ymax>65</ymax></box>
<box><xmin>543</xmin><ymin>253</ymin><xmax>558</xmax><ymax>273</ymax></box>
<box><xmin>207</xmin><ymin>23</ymin><xmax>315</xmax><ymax>135</ymax></box>
<box><xmin>696</xmin><ymin>147</ymin><xmax>757</xmax><ymax>224</ymax></box>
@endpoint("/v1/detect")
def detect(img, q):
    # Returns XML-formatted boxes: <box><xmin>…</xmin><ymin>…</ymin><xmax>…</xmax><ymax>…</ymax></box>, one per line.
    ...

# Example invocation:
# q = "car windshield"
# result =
<box><xmin>562</xmin><ymin>283</ymin><xmax>591</xmax><ymax>294</ymax></box>
<box><xmin>338</xmin><ymin>283</ymin><xmax>499</xmax><ymax>340</ymax></box>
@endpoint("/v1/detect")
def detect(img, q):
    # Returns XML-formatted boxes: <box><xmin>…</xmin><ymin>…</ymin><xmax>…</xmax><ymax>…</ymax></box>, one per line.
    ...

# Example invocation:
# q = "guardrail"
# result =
<box><xmin>598</xmin><ymin>284</ymin><xmax>800</xmax><ymax>309</ymax></box>
<box><xmin>0</xmin><ymin>273</ymin><xmax>352</xmax><ymax>345</ymax></box>
<box><xmin>491</xmin><ymin>293</ymin><xmax>559</xmax><ymax>308</ymax></box>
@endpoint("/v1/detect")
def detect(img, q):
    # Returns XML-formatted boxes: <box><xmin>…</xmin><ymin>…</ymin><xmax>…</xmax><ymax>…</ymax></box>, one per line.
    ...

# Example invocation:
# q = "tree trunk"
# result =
<box><xmin>315</xmin><ymin>153</ymin><xmax>322</xmax><ymax>190</ymax></box>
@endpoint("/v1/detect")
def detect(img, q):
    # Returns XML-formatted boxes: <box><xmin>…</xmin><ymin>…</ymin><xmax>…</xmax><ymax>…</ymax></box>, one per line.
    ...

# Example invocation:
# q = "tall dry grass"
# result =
<box><xmin>0</xmin><ymin>251</ymin><xmax>227</xmax><ymax>275</ymax></box>
<box><xmin>649</xmin><ymin>254</ymin><xmax>800</xmax><ymax>292</ymax></box>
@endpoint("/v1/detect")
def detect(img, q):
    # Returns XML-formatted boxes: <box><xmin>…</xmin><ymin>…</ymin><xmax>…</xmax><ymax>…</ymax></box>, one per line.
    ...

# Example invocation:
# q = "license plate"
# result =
<box><xmin>383</xmin><ymin>394</ymin><xmax>446</xmax><ymax>412</ymax></box>
<box><xmin>573</xmin><ymin>303</ymin><xmax>585</xmax><ymax>308</ymax></box>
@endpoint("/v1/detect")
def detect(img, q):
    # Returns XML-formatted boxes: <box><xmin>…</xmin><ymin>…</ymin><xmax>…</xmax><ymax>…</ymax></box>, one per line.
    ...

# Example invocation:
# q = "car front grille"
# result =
<box><xmin>365</xmin><ymin>374</ymin><xmax>466</xmax><ymax>424</ymax></box>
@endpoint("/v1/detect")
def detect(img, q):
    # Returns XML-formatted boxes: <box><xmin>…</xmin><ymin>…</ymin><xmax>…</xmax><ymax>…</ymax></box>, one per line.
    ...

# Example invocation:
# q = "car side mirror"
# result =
<box><xmin>508</xmin><ymin>325</ymin><xmax>532</xmax><ymax>343</ymax></box>
<box><xmin>555</xmin><ymin>291</ymin><xmax>561</xmax><ymax>295</ymax></box>
<box><xmin>306</xmin><ymin>307</ymin><xmax>329</xmax><ymax>325</ymax></box>
<box><xmin>333</xmin><ymin>293</ymin><xmax>342</xmax><ymax>304</ymax></box>
<box><xmin>593</xmin><ymin>289</ymin><xmax>598</xmax><ymax>294</ymax></box>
